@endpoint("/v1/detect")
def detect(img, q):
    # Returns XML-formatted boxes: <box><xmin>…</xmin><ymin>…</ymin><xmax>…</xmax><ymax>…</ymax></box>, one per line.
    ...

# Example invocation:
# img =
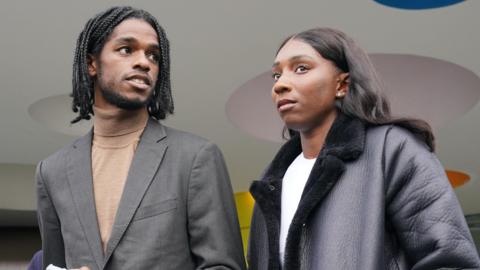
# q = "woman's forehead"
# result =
<box><xmin>274</xmin><ymin>39</ymin><xmax>324</xmax><ymax>65</ymax></box>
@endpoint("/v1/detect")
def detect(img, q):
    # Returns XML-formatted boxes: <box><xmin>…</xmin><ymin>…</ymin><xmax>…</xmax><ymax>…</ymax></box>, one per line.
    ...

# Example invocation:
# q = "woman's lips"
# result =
<box><xmin>277</xmin><ymin>99</ymin><xmax>296</xmax><ymax>112</ymax></box>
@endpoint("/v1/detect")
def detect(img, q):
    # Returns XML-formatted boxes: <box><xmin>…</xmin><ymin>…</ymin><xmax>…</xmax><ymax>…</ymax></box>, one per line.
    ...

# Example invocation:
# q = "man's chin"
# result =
<box><xmin>113</xmin><ymin>98</ymin><xmax>149</xmax><ymax>110</ymax></box>
<box><xmin>100</xmin><ymin>89</ymin><xmax>151</xmax><ymax>110</ymax></box>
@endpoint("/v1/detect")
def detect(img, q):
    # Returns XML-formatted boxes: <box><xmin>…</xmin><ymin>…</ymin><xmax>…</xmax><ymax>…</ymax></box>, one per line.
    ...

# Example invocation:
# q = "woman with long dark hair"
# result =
<box><xmin>248</xmin><ymin>28</ymin><xmax>480</xmax><ymax>269</ymax></box>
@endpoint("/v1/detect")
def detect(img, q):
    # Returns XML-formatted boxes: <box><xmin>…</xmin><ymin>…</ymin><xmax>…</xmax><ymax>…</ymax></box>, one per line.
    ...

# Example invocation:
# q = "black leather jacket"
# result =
<box><xmin>248</xmin><ymin>114</ymin><xmax>480</xmax><ymax>270</ymax></box>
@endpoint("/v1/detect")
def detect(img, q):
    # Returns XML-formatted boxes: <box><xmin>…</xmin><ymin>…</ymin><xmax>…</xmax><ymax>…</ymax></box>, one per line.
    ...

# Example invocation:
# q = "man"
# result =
<box><xmin>36</xmin><ymin>6</ymin><xmax>246</xmax><ymax>270</ymax></box>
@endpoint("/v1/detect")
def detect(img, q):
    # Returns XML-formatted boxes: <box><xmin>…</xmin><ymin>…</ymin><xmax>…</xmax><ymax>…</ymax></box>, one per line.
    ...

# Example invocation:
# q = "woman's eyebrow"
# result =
<box><xmin>272</xmin><ymin>55</ymin><xmax>314</xmax><ymax>67</ymax></box>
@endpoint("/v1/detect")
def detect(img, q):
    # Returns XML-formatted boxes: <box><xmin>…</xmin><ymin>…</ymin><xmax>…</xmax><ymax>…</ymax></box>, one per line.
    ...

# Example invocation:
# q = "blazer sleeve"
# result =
<box><xmin>36</xmin><ymin>160</ymin><xmax>66</xmax><ymax>269</ymax></box>
<box><xmin>384</xmin><ymin>127</ymin><xmax>480</xmax><ymax>269</ymax></box>
<box><xmin>186</xmin><ymin>142</ymin><xmax>247</xmax><ymax>270</ymax></box>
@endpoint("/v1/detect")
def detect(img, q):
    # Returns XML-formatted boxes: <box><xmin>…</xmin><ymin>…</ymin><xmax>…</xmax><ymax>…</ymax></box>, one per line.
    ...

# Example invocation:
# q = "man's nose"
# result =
<box><xmin>133</xmin><ymin>52</ymin><xmax>151</xmax><ymax>72</ymax></box>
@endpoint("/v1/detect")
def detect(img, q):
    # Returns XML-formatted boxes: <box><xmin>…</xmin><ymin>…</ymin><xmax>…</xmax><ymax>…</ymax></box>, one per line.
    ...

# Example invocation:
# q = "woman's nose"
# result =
<box><xmin>273</xmin><ymin>79</ymin><xmax>292</xmax><ymax>95</ymax></box>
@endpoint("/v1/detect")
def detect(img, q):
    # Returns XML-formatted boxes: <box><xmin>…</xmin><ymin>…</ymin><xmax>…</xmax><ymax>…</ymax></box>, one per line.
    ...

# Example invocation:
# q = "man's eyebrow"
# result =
<box><xmin>113</xmin><ymin>36</ymin><xmax>160</xmax><ymax>50</ymax></box>
<box><xmin>113</xmin><ymin>36</ymin><xmax>137</xmax><ymax>44</ymax></box>
<box><xmin>272</xmin><ymin>55</ymin><xmax>315</xmax><ymax>68</ymax></box>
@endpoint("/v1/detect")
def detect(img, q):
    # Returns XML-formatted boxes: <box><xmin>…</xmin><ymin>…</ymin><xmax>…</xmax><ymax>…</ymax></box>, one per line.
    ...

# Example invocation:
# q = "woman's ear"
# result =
<box><xmin>337</xmin><ymin>72</ymin><xmax>350</xmax><ymax>96</ymax></box>
<box><xmin>336</xmin><ymin>73</ymin><xmax>350</xmax><ymax>98</ymax></box>
<box><xmin>337</xmin><ymin>73</ymin><xmax>350</xmax><ymax>91</ymax></box>
<box><xmin>87</xmin><ymin>54</ymin><xmax>97</xmax><ymax>77</ymax></box>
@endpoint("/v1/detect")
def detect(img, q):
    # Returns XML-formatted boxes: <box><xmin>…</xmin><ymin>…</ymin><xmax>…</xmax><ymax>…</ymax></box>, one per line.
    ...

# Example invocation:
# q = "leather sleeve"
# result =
<box><xmin>384</xmin><ymin>127</ymin><xmax>480</xmax><ymax>269</ymax></box>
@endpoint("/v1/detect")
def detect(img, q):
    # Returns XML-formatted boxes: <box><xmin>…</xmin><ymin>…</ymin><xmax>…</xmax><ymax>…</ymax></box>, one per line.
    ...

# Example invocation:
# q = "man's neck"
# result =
<box><xmin>93</xmin><ymin>106</ymin><xmax>149</xmax><ymax>137</ymax></box>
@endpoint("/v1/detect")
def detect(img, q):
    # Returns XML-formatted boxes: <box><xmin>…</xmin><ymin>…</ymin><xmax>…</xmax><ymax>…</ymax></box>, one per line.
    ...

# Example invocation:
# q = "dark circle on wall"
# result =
<box><xmin>374</xmin><ymin>0</ymin><xmax>464</xmax><ymax>10</ymax></box>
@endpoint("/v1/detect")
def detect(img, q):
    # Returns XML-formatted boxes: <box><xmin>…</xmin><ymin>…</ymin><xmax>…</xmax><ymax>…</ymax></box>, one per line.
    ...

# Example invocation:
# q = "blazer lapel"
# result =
<box><xmin>103</xmin><ymin>119</ymin><xmax>168</xmax><ymax>265</ymax></box>
<box><xmin>67</xmin><ymin>130</ymin><xmax>104</xmax><ymax>270</ymax></box>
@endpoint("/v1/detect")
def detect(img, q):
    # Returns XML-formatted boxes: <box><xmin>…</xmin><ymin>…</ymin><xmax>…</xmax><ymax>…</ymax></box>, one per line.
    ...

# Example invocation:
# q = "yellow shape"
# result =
<box><xmin>234</xmin><ymin>192</ymin><xmax>255</xmax><ymax>257</ymax></box>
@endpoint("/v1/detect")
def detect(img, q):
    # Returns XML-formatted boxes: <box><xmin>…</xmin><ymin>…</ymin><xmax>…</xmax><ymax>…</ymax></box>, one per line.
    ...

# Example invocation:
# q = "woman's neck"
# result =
<box><xmin>299</xmin><ymin>111</ymin><xmax>337</xmax><ymax>159</ymax></box>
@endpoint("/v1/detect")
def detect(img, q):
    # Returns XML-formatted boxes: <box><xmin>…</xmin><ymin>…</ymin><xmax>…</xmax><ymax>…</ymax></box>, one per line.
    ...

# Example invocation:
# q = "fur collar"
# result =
<box><xmin>250</xmin><ymin>113</ymin><xmax>366</xmax><ymax>270</ymax></box>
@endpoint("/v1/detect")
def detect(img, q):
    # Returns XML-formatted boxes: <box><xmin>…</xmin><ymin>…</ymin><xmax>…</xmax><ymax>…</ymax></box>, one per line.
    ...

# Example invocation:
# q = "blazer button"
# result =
<box><xmin>268</xmin><ymin>185</ymin><xmax>275</xmax><ymax>191</ymax></box>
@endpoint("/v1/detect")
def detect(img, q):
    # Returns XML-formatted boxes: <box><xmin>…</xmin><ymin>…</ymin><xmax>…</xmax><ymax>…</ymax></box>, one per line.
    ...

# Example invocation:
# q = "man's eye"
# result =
<box><xmin>272</xmin><ymin>73</ymin><xmax>281</xmax><ymax>81</ymax></box>
<box><xmin>118</xmin><ymin>47</ymin><xmax>131</xmax><ymax>54</ymax></box>
<box><xmin>295</xmin><ymin>65</ymin><xmax>308</xmax><ymax>73</ymax></box>
<box><xmin>148</xmin><ymin>53</ymin><xmax>160</xmax><ymax>63</ymax></box>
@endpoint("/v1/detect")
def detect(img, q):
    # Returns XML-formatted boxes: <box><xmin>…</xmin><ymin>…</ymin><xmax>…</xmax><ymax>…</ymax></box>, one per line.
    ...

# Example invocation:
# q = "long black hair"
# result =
<box><xmin>279</xmin><ymin>28</ymin><xmax>435</xmax><ymax>151</ymax></box>
<box><xmin>71</xmin><ymin>6</ymin><xmax>174</xmax><ymax>123</ymax></box>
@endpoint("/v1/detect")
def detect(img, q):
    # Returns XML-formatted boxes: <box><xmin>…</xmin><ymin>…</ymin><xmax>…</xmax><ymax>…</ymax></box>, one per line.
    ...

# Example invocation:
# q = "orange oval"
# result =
<box><xmin>446</xmin><ymin>170</ymin><xmax>470</xmax><ymax>188</ymax></box>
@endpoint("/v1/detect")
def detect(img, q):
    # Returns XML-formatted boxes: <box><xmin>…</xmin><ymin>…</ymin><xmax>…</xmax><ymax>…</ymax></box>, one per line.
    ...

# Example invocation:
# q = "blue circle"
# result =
<box><xmin>374</xmin><ymin>0</ymin><xmax>464</xmax><ymax>10</ymax></box>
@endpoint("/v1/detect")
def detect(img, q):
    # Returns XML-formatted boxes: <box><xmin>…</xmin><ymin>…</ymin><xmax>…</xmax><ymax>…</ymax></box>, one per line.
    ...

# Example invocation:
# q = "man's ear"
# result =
<box><xmin>87</xmin><ymin>54</ymin><xmax>97</xmax><ymax>77</ymax></box>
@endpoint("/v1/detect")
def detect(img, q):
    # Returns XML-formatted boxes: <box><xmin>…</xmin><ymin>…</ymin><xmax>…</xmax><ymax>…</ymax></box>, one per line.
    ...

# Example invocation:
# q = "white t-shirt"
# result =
<box><xmin>279</xmin><ymin>153</ymin><xmax>317</xmax><ymax>267</ymax></box>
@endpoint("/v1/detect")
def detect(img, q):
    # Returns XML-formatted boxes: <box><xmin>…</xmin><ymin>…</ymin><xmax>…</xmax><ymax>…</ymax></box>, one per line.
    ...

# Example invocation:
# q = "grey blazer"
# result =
<box><xmin>36</xmin><ymin>118</ymin><xmax>246</xmax><ymax>270</ymax></box>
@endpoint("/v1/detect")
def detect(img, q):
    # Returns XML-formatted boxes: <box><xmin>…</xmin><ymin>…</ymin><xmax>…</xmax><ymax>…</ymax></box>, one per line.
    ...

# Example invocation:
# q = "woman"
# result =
<box><xmin>248</xmin><ymin>28</ymin><xmax>480</xmax><ymax>269</ymax></box>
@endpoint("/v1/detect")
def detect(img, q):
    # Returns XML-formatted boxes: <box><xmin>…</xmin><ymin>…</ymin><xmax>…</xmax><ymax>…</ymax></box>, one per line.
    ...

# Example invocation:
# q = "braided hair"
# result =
<box><xmin>71</xmin><ymin>6</ymin><xmax>173</xmax><ymax>123</ymax></box>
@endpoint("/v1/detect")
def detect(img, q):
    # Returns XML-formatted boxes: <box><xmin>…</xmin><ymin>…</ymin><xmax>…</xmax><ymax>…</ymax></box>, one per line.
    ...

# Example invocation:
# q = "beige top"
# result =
<box><xmin>91</xmin><ymin>106</ymin><xmax>148</xmax><ymax>252</ymax></box>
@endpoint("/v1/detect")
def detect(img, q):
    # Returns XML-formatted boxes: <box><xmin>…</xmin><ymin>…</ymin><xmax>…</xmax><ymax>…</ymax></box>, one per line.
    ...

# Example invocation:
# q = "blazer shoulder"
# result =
<box><xmin>163</xmin><ymin>125</ymin><xmax>214</xmax><ymax>151</ymax></box>
<box><xmin>38</xmin><ymin>138</ymin><xmax>79</xmax><ymax>179</ymax></box>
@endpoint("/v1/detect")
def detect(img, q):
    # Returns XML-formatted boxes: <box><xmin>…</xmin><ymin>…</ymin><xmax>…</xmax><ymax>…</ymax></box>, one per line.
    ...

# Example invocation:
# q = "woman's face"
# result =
<box><xmin>271</xmin><ymin>39</ymin><xmax>348</xmax><ymax>133</ymax></box>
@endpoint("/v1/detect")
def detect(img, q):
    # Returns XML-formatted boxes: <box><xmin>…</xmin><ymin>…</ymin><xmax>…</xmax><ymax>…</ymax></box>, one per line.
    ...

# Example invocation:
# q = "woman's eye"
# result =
<box><xmin>295</xmin><ymin>65</ymin><xmax>308</xmax><ymax>73</ymax></box>
<box><xmin>118</xmin><ymin>47</ymin><xmax>131</xmax><ymax>54</ymax></box>
<box><xmin>272</xmin><ymin>73</ymin><xmax>281</xmax><ymax>81</ymax></box>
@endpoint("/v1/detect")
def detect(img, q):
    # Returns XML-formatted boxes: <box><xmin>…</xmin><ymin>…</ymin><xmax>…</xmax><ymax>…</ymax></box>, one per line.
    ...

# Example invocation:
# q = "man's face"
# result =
<box><xmin>88</xmin><ymin>18</ymin><xmax>160</xmax><ymax>110</ymax></box>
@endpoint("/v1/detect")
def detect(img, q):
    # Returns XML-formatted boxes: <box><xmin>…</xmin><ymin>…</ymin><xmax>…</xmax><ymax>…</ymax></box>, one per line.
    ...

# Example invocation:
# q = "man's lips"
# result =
<box><xmin>277</xmin><ymin>99</ymin><xmax>296</xmax><ymax>112</ymax></box>
<box><xmin>125</xmin><ymin>73</ymin><xmax>152</xmax><ymax>90</ymax></box>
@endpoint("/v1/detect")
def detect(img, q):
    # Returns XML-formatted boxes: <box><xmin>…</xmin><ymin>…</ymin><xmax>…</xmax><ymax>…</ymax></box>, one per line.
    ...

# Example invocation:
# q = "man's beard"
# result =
<box><xmin>99</xmin><ymin>86</ymin><xmax>151</xmax><ymax>110</ymax></box>
<box><xmin>97</xmin><ymin>68</ymin><xmax>153</xmax><ymax>110</ymax></box>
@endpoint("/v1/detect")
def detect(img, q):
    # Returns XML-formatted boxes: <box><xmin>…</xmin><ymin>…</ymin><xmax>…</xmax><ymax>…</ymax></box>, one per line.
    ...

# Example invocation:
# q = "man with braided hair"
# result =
<box><xmin>36</xmin><ymin>6</ymin><xmax>246</xmax><ymax>270</ymax></box>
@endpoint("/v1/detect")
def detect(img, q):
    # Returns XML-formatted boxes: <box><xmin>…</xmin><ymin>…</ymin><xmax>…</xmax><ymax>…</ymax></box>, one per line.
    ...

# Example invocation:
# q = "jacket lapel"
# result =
<box><xmin>250</xmin><ymin>135</ymin><xmax>302</xmax><ymax>270</ymax></box>
<box><xmin>284</xmin><ymin>115</ymin><xmax>366</xmax><ymax>269</ymax></box>
<box><xmin>250</xmin><ymin>113</ymin><xmax>367</xmax><ymax>270</ymax></box>
<box><xmin>67</xmin><ymin>129</ymin><xmax>104</xmax><ymax>270</ymax></box>
<box><xmin>103</xmin><ymin>119</ymin><xmax>168</xmax><ymax>265</ymax></box>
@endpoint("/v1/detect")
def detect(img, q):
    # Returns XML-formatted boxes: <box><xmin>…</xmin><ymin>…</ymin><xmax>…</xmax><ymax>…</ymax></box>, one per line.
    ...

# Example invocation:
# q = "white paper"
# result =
<box><xmin>46</xmin><ymin>264</ymin><xmax>67</xmax><ymax>270</ymax></box>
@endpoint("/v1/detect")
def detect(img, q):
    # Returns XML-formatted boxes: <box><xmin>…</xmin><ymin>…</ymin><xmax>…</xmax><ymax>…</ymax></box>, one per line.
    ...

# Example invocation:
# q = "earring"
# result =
<box><xmin>336</xmin><ymin>92</ymin><xmax>345</xmax><ymax>98</ymax></box>
<box><xmin>337</xmin><ymin>78</ymin><xmax>346</xmax><ymax>84</ymax></box>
